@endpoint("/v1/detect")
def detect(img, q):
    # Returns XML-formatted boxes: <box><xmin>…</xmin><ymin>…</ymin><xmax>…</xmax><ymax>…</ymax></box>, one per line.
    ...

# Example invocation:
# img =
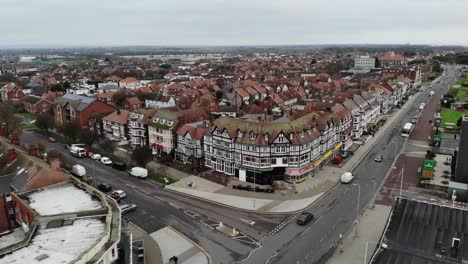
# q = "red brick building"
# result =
<box><xmin>21</xmin><ymin>95</ymin><xmax>53</xmax><ymax>115</ymax></box>
<box><xmin>54</xmin><ymin>94</ymin><xmax>114</xmax><ymax>128</ymax></box>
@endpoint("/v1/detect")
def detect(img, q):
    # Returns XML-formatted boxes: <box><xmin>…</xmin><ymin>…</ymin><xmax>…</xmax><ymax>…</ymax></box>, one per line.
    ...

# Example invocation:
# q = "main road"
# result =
<box><xmin>244</xmin><ymin>66</ymin><xmax>461</xmax><ymax>264</ymax></box>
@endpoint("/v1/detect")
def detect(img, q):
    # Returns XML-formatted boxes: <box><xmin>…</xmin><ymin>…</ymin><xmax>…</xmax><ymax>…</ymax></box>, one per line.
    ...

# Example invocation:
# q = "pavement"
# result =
<box><xmin>327</xmin><ymin>204</ymin><xmax>392</xmax><ymax>264</ymax></box>
<box><xmin>150</xmin><ymin>226</ymin><xmax>211</xmax><ymax>264</ymax></box>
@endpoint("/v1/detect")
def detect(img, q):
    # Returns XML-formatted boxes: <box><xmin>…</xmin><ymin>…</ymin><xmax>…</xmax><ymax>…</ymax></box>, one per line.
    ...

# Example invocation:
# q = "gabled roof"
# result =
<box><xmin>103</xmin><ymin>109</ymin><xmax>130</xmax><ymax>124</ymax></box>
<box><xmin>54</xmin><ymin>94</ymin><xmax>97</xmax><ymax>112</ymax></box>
<box><xmin>177</xmin><ymin>121</ymin><xmax>210</xmax><ymax>140</ymax></box>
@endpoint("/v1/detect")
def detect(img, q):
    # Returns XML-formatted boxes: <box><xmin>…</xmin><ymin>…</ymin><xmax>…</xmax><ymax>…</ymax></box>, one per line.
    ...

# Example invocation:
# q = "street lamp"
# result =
<box><xmin>352</xmin><ymin>183</ymin><xmax>361</xmax><ymax>237</ymax></box>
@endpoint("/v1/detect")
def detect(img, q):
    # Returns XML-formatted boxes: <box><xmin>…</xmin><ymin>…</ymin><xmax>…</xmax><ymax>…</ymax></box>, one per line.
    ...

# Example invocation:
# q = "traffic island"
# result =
<box><xmin>215</xmin><ymin>222</ymin><xmax>239</xmax><ymax>237</ymax></box>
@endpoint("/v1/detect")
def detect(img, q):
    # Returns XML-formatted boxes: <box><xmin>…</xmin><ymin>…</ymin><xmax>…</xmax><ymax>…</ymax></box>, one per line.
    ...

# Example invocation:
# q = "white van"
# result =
<box><xmin>340</xmin><ymin>172</ymin><xmax>354</xmax><ymax>184</ymax></box>
<box><xmin>129</xmin><ymin>167</ymin><xmax>148</xmax><ymax>179</ymax></box>
<box><xmin>71</xmin><ymin>165</ymin><xmax>86</xmax><ymax>177</ymax></box>
<box><xmin>429</xmin><ymin>91</ymin><xmax>435</xmax><ymax>96</ymax></box>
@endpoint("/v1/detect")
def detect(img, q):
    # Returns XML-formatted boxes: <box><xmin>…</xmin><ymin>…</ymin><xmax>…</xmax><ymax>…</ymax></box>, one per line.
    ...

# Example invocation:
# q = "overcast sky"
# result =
<box><xmin>1</xmin><ymin>0</ymin><xmax>467</xmax><ymax>47</ymax></box>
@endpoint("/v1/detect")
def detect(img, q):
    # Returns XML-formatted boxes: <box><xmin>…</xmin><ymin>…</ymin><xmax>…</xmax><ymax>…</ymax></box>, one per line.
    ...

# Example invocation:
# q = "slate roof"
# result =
<box><xmin>54</xmin><ymin>94</ymin><xmax>97</xmax><ymax>112</ymax></box>
<box><xmin>22</xmin><ymin>95</ymin><xmax>42</xmax><ymax>105</ymax></box>
<box><xmin>373</xmin><ymin>198</ymin><xmax>468</xmax><ymax>264</ymax></box>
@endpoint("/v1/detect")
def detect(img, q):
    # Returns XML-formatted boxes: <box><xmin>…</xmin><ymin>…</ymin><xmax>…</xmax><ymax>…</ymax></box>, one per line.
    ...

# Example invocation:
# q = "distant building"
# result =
<box><xmin>455</xmin><ymin>116</ymin><xmax>468</xmax><ymax>183</ymax></box>
<box><xmin>21</xmin><ymin>95</ymin><xmax>53</xmax><ymax>115</ymax></box>
<box><xmin>354</xmin><ymin>56</ymin><xmax>375</xmax><ymax>70</ymax></box>
<box><xmin>379</xmin><ymin>54</ymin><xmax>407</xmax><ymax>68</ymax></box>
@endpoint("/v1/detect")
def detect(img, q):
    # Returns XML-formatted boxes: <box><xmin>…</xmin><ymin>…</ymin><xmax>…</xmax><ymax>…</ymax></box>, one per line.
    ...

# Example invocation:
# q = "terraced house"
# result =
<box><xmin>148</xmin><ymin>109</ymin><xmax>181</xmax><ymax>156</ymax></box>
<box><xmin>204</xmin><ymin>112</ymin><xmax>342</xmax><ymax>184</ymax></box>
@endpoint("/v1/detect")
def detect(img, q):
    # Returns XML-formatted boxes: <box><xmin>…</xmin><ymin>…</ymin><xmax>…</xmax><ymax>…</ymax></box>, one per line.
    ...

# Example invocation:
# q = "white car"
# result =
<box><xmin>429</xmin><ymin>91</ymin><xmax>435</xmax><ymax>96</ymax></box>
<box><xmin>100</xmin><ymin>157</ymin><xmax>112</xmax><ymax>165</ymax></box>
<box><xmin>111</xmin><ymin>190</ymin><xmax>127</xmax><ymax>200</ymax></box>
<box><xmin>91</xmin><ymin>154</ymin><xmax>102</xmax><ymax>160</ymax></box>
<box><xmin>419</xmin><ymin>103</ymin><xmax>425</xmax><ymax>110</ymax></box>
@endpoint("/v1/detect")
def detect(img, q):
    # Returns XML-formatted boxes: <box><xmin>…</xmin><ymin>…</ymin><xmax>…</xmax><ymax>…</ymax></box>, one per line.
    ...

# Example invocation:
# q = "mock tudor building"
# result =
<box><xmin>204</xmin><ymin>112</ymin><xmax>342</xmax><ymax>184</ymax></box>
<box><xmin>54</xmin><ymin>94</ymin><xmax>115</xmax><ymax>128</ymax></box>
<box><xmin>175</xmin><ymin>120</ymin><xmax>210</xmax><ymax>168</ymax></box>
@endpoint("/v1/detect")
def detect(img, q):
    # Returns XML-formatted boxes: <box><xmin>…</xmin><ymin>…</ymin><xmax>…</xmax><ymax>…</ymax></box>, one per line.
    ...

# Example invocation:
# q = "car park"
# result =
<box><xmin>97</xmin><ymin>183</ymin><xmax>112</xmax><ymax>192</ymax></box>
<box><xmin>120</xmin><ymin>203</ymin><xmax>137</xmax><ymax>214</ymax></box>
<box><xmin>100</xmin><ymin>157</ymin><xmax>112</xmax><ymax>165</ymax></box>
<box><xmin>48</xmin><ymin>137</ymin><xmax>57</xmax><ymax>143</ymax></box>
<box><xmin>91</xmin><ymin>154</ymin><xmax>102</xmax><ymax>160</ymax></box>
<box><xmin>111</xmin><ymin>190</ymin><xmax>127</xmax><ymax>200</ymax></box>
<box><xmin>374</xmin><ymin>154</ymin><xmax>383</xmax><ymax>162</ymax></box>
<box><xmin>296</xmin><ymin>212</ymin><xmax>314</xmax><ymax>225</ymax></box>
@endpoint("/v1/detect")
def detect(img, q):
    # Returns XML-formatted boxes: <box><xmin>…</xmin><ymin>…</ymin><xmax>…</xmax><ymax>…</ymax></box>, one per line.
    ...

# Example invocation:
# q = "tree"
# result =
<box><xmin>159</xmin><ymin>64</ymin><xmax>172</xmax><ymax>69</ymax></box>
<box><xmin>0</xmin><ymin>102</ymin><xmax>24</xmax><ymax>138</ymax></box>
<box><xmin>50</xmin><ymin>83</ymin><xmax>63</xmax><ymax>92</ymax></box>
<box><xmin>63</xmin><ymin>81</ymin><xmax>71</xmax><ymax>89</ymax></box>
<box><xmin>80</xmin><ymin>129</ymin><xmax>98</xmax><ymax>150</ymax></box>
<box><xmin>131</xmin><ymin>146</ymin><xmax>153</xmax><ymax>166</ymax></box>
<box><xmin>61</xmin><ymin>123</ymin><xmax>81</xmax><ymax>143</ymax></box>
<box><xmin>457</xmin><ymin>116</ymin><xmax>463</xmax><ymax>127</ymax></box>
<box><xmin>99</xmin><ymin>139</ymin><xmax>117</xmax><ymax>155</ymax></box>
<box><xmin>215</xmin><ymin>90</ymin><xmax>224</xmax><ymax>100</ymax></box>
<box><xmin>36</xmin><ymin>114</ymin><xmax>54</xmax><ymax>135</ymax></box>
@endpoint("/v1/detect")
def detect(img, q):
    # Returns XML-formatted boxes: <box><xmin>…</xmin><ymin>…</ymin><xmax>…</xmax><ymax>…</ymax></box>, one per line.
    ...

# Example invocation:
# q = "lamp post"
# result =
<box><xmin>353</xmin><ymin>183</ymin><xmax>361</xmax><ymax>237</ymax></box>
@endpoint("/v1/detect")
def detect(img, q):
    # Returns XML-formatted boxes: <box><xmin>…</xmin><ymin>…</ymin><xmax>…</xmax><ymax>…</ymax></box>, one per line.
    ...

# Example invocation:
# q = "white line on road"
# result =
<box><xmin>169</xmin><ymin>203</ymin><xmax>182</xmax><ymax>209</ymax></box>
<box><xmin>264</xmin><ymin>251</ymin><xmax>279</xmax><ymax>264</ymax></box>
<box><xmin>184</xmin><ymin>210</ymin><xmax>200</xmax><ymax>218</ymax></box>
<box><xmin>200</xmin><ymin>220</ymin><xmax>215</xmax><ymax>229</ymax></box>
<box><xmin>125</xmin><ymin>184</ymin><xmax>137</xmax><ymax>188</ymax></box>
<box><xmin>240</xmin><ymin>218</ymin><xmax>256</xmax><ymax>225</ymax></box>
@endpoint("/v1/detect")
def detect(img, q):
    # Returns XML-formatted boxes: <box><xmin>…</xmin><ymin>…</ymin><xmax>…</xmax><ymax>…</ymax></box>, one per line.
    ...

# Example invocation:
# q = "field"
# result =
<box><xmin>441</xmin><ymin>107</ymin><xmax>466</xmax><ymax>128</ymax></box>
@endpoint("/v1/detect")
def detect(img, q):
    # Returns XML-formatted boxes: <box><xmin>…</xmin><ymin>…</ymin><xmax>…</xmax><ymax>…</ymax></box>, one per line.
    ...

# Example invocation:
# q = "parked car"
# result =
<box><xmin>100</xmin><ymin>157</ymin><xmax>112</xmax><ymax>165</ymax></box>
<box><xmin>296</xmin><ymin>212</ymin><xmax>314</xmax><ymax>225</ymax></box>
<box><xmin>112</xmin><ymin>162</ymin><xmax>127</xmax><ymax>171</ymax></box>
<box><xmin>374</xmin><ymin>154</ymin><xmax>383</xmax><ymax>162</ymax></box>
<box><xmin>86</xmin><ymin>151</ymin><xmax>94</xmax><ymax>158</ymax></box>
<box><xmin>120</xmin><ymin>203</ymin><xmax>137</xmax><ymax>214</ymax></box>
<box><xmin>128</xmin><ymin>167</ymin><xmax>148</xmax><ymax>179</ymax></box>
<box><xmin>91</xmin><ymin>153</ymin><xmax>102</xmax><ymax>160</ymax></box>
<box><xmin>410</xmin><ymin>116</ymin><xmax>418</xmax><ymax>124</ymax></box>
<box><xmin>430</xmin><ymin>91</ymin><xmax>435</xmax><ymax>96</ymax></box>
<box><xmin>71</xmin><ymin>165</ymin><xmax>86</xmax><ymax>177</ymax></box>
<box><xmin>48</xmin><ymin>137</ymin><xmax>57</xmax><ymax>143</ymax></box>
<box><xmin>97</xmin><ymin>183</ymin><xmax>112</xmax><ymax>192</ymax></box>
<box><xmin>340</xmin><ymin>151</ymin><xmax>349</xmax><ymax>159</ymax></box>
<box><xmin>111</xmin><ymin>190</ymin><xmax>127</xmax><ymax>200</ymax></box>
<box><xmin>419</xmin><ymin>103</ymin><xmax>425</xmax><ymax>110</ymax></box>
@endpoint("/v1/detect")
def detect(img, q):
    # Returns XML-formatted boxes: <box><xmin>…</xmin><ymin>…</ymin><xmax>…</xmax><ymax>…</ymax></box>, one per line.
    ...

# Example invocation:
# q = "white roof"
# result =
<box><xmin>0</xmin><ymin>229</ymin><xmax>26</xmax><ymax>249</ymax></box>
<box><xmin>0</xmin><ymin>218</ymin><xmax>105</xmax><ymax>264</ymax></box>
<box><xmin>27</xmin><ymin>184</ymin><xmax>103</xmax><ymax>215</ymax></box>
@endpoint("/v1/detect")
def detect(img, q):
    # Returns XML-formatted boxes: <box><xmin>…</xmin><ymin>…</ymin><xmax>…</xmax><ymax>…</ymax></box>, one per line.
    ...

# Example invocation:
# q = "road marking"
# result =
<box><xmin>200</xmin><ymin>220</ymin><xmax>215</xmax><ymax>229</ymax></box>
<box><xmin>184</xmin><ymin>210</ymin><xmax>200</xmax><ymax>218</ymax></box>
<box><xmin>264</xmin><ymin>251</ymin><xmax>279</xmax><ymax>264</ymax></box>
<box><xmin>169</xmin><ymin>203</ymin><xmax>181</xmax><ymax>209</ymax></box>
<box><xmin>240</xmin><ymin>218</ymin><xmax>256</xmax><ymax>225</ymax></box>
<box><xmin>125</xmin><ymin>184</ymin><xmax>137</xmax><ymax>188</ymax></box>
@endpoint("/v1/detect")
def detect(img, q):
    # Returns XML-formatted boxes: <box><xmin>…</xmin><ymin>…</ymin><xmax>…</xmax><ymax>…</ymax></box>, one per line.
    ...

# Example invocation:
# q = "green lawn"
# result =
<box><xmin>148</xmin><ymin>172</ymin><xmax>177</xmax><ymax>185</ymax></box>
<box><xmin>441</xmin><ymin>108</ymin><xmax>466</xmax><ymax>128</ymax></box>
<box><xmin>19</xmin><ymin>112</ymin><xmax>37</xmax><ymax>121</ymax></box>
<box><xmin>449</xmin><ymin>87</ymin><xmax>468</xmax><ymax>101</ymax></box>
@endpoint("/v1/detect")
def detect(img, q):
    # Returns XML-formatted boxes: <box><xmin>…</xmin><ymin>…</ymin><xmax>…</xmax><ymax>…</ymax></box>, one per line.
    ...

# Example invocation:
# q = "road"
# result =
<box><xmin>244</xmin><ymin>66</ymin><xmax>461</xmax><ymax>264</ymax></box>
<box><xmin>19</xmin><ymin>131</ymin><xmax>287</xmax><ymax>264</ymax></box>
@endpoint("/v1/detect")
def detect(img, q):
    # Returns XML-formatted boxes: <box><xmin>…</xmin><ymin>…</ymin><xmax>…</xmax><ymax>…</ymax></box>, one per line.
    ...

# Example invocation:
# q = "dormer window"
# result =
<box><xmin>307</xmin><ymin>129</ymin><xmax>312</xmax><ymax>135</ymax></box>
<box><xmin>155</xmin><ymin>117</ymin><xmax>160</xmax><ymax>122</ymax></box>
<box><xmin>264</xmin><ymin>133</ymin><xmax>269</xmax><ymax>141</ymax></box>
<box><xmin>300</xmin><ymin>132</ymin><xmax>304</xmax><ymax>138</ymax></box>
<box><xmin>161</xmin><ymin>119</ymin><xmax>166</xmax><ymax>124</ymax></box>
<box><xmin>237</xmin><ymin>130</ymin><xmax>243</xmax><ymax>138</ymax></box>
<box><xmin>290</xmin><ymin>133</ymin><xmax>294</xmax><ymax>140</ymax></box>
<box><xmin>167</xmin><ymin>121</ymin><xmax>174</xmax><ymax>126</ymax></box>
<box><xmin>249</xmin><ymin>132</ymin><xmax>256</xmax><ymax>140</ymax></box>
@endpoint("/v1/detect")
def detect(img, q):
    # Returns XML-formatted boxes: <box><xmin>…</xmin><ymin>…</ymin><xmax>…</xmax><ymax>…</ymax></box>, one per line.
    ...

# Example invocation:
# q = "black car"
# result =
<box><xmin>112</xmin><ymin>162</ymin><xmax>127</xmax><ymax>171</ymax></box>
<box><xmin>97</xmin><ymin>183</ymin><xmax>112</xmax><ymax>192</ymax></box>
<box><xmin>297</xmin><ymin>212</ymin><xmax>314</xmax><ymax>225</ymax></box>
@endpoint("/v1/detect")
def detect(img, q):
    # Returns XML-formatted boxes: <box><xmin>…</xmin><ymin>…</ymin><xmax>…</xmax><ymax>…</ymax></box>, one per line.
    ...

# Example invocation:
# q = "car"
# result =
<box><xmin>91</xmin><ymin>154</ymin><xmax>102</xmax><ymax>160</ymax></box>
<box><xmin>419</xmin><ymin>103</ymin><xmax>425</xmax><ymax>110</ymax></box>
<box><xmin>296</xmin><ymin>212</ymin><xmax>314</xmax><ymax>225</ymax></box>
<box><xmin>48</xmin><ymin>137</ymin><xmax>57</xmax><ymax>143</ymax></box>
<box><xmin>112</xmin><ymin>162</ymin><xmax>127</xmax><ymax>171</ymax></box>
<box><xmin>86</xmin><ymin>151</ymin><xmax>94</xmax><ymax>158</ymax></box>
<box><xmin>374</xmin><ymin>154</ymin><xmax>383</xmax><ymax>162</ymax></box>
<box><xmin>111</xmin><ymin>190</ymin><xmax>127</xmax><ymax>200</ymax></box>
<box><xmin>410</xmin><ymin>117</ymin><xmax>418</xmax><ymax>124</ymax></box>
<box><xmin>429</xmin><ymin>91</ymin><xmax>435</xmax><ymax>96</ymax></box>
<box><xmin>100</xmin><ymin>157</ymin><xmax>112</xmax><ymax>165</ymax></box>
<box><xmin>97</xmin><ymin>183</ymin><xmax>112</xmax><ymax>192</ymax></box>
<box><xmin>120</xmin><ymin>203</ymin><xmax>137</xmax><ymax>214</ymax></box>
